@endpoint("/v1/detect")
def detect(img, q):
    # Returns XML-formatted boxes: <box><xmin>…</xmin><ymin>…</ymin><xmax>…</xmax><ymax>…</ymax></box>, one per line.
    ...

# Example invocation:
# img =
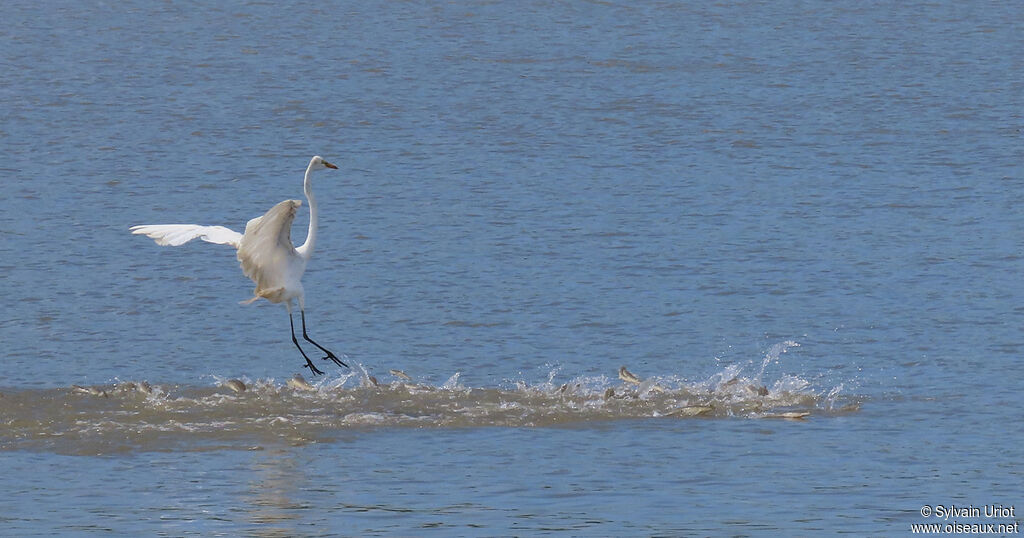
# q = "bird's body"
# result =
<box><xmin>237</xmin><ymin>199</ymin><xmax>306</xmax><ymax>305</ymax></box>
<box><xmin>131</xmin><ymin>156</ymin><xmax>347</xmax><ymax>375</ymax></box>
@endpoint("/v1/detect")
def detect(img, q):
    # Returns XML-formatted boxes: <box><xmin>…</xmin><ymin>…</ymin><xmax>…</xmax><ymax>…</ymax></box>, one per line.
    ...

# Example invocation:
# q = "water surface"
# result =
<box><xmin>1</xmin><ymin>0</ymin><xmax>1022</xmax><ymax>535</ymax></box>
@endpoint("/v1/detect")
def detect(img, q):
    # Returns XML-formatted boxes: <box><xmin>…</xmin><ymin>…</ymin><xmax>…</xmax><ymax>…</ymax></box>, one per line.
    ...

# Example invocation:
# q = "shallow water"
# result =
<box><xmin>2</xmin><ymin>0</ymin><xmax>1023</xmax><ymax>534</ymax></box>
<box><xmin>3</xmin><ymin>343</ymin><xmax>856</xmax><ymax>456</ymax></box>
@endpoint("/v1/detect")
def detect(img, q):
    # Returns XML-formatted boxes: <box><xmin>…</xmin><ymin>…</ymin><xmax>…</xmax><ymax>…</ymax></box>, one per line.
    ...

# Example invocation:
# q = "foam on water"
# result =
<box><xmin>0</xmin><ymin>343</ymin><xmax>861</xmax><ymax>455</ymax></box>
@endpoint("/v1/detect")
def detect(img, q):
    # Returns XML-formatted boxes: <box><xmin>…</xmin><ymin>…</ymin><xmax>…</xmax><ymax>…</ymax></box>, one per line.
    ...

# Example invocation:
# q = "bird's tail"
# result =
<box><xmin>238</xmin><ymin>287</ymin><xmax>286</xmax><ymax>305</ymax></box>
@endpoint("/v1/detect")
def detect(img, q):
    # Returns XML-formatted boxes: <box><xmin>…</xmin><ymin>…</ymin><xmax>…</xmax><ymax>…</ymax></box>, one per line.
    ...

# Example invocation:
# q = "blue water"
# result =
<box><xmin>2</xmin><ymin>0</ymin><xmax>1023</xmax><ymax>535</ymax></box>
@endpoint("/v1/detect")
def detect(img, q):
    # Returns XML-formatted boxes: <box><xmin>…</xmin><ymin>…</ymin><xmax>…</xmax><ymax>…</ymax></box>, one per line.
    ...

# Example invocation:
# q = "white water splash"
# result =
<box><xmin>756</xmin><ymin>340</ymin><xmax>800</xmax><ymax>381</ymax></box>
<box><xmin>440</xmin><ymin>372</ymin><xmax>463</xmax><ymax>390</ymax></box>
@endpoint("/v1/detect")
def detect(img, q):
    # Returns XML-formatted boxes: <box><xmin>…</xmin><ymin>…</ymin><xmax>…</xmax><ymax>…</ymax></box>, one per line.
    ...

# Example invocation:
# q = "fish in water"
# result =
<box><xmin>763</xmin><ymin>411</ymin><xmax>810</xmax><ymax>420</ymax></box>
<box><xmin>618</xmin><ymin>366</ymin><xmax>667</xmax><ymax>393</ymax></box>
<box><xmin>72</xmin><ymin>385</ymin><xmax>108</xmax><ymax>398</ymax></box>
<box><xmin>724</xmin><ymin>377</ymin><xmax>768</xmax><ymax>396</ymax></box>
<box><xmin>224</xmin><ymin>379</ymin><xmax>247</xmax><ymax>393</ymax></box>
<box><xmin>668</xmin><ymin>405</ymin><xmax>714</xmax><ymax>417</ymax></box>
<box><xmin>114</xmin><ymin>381</ymin><xmax>152</xmax><ymax>396</ymax></box>
<box><xmin>287</xmin><ymin>374</ymin><xmax>316</xmax><ymax>391</ymax></box>
<box><xmin>618</xmin><ymin>366</ymin><xmax>642</xmax><ymax>385</ymax></box>
<box><xmin>136</xmin><ymin>381</ymin><xmax>153</xmax><ymax>396</ymax></box>
<box><xmin>746</xmin><ymin>384</ymin><xmax>770</xmax><ymax>396</ymax></box>
<box><xmin>389</xmin><ymin>369</ymin><xmax>411</xmax><ymax>381</ymax></box>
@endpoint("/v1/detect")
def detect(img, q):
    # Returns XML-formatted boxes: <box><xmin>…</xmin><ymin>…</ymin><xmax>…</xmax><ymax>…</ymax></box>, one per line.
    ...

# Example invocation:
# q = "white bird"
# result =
<box><xmin>130</xmin><ymin>155</ymin><xmax>348</xmax><ymax>375</ymax></box>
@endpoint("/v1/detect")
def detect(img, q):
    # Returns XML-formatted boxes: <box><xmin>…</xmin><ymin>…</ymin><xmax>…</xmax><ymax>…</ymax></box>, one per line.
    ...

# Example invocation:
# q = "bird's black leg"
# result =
<box><xmin>301</xmin><ymin>310</ymin><xmax>349</xmax><ymax>368</ymax></box>
<box><xmin>291</xmin><ymin>312</ymin><xmax>325</xmax><ymax>375</ymax></box>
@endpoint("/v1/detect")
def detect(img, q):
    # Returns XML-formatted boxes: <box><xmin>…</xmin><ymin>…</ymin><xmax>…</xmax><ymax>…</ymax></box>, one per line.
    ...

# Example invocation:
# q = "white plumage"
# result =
<box><xmin>130</xmin><ymin>156</ymin><xmax>348</xmax><ymax>375</ymax></box>
<box><xmin>236</xmin><ymin>199</ymin><xmax>304</xmax><ymax>305</ymax></box>
<box><xmin>126</xmin><ymin>224</ymin><xmax>242</xmax><ymax>247</ymax></box>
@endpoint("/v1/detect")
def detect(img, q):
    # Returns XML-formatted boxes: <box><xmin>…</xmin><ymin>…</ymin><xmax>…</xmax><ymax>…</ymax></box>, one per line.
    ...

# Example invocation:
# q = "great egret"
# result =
<box><xmin>130</xmin><ymin>155</ymin><xmax>349</xmax><ymax>375</ymax></box>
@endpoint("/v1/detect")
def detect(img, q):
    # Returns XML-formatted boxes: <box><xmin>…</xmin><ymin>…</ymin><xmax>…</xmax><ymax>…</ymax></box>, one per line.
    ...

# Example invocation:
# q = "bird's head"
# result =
<box><xmin>310</xmin><ymin>155</ymin><xmax>338</xmax><ymax>171</ymax></box>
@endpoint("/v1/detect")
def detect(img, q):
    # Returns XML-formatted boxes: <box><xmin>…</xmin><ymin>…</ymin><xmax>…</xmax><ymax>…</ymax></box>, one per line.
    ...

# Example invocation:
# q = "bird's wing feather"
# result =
<box><xmin>236</xmin><ymin>199</ymin><xmax>301</xmax><ymax>293</ymax></box>
<box><xmin>130</xmin><ymin>224</ymin><xmax>243</xmax><ymax>248</ymax></box>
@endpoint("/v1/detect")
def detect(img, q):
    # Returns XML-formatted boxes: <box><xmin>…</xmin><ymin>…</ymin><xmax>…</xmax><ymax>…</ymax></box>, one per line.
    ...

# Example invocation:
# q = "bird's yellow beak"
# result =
<box><xmin>323</xmin><ymin>161</ymin><xmax>338</xmax><ymax>169</ymax></box>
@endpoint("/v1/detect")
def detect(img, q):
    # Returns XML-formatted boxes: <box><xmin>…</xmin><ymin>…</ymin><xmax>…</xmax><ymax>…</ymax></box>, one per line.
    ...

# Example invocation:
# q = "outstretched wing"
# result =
<box><xmin>130</xmin><ymin>224</ymin><xmax>243</xmax><ymax>248</ymax></box>
<box><xmin>236</xmin><ymin>199</ymin><xmax>302</xmax><ymax>297</ymax></box>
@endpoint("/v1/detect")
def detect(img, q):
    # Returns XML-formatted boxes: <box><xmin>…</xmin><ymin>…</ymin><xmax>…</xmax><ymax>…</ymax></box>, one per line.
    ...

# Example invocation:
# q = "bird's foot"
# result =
<box><xmin>321</xmin><ymin>350</ymin><xmax>349</xmax><ymax>368</ymax></box>
<box><xmin>304</xmin><ymin>359</ymin><xmax>325</xmax><ymax>376</ymax></box>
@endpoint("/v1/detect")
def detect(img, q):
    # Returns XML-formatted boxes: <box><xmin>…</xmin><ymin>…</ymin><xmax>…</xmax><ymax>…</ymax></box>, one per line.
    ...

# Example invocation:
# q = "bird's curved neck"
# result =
<box><xmin>297</xmin><ymin>165</ymin><xmax>317</xmax><ymax>260</ymax></box>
